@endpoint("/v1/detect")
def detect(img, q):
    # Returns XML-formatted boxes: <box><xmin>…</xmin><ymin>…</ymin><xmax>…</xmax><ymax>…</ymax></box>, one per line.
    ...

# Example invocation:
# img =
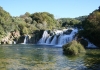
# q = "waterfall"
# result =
<box><xmin>54</xmin><ymin>30</ymin><xmax>63</xmax><ymax>35</ymax></box>
<box><xmin>20</xmin><ymin>28</ymin><xmax>97</xmax><ymax>48</ymax></box>
<box><xmin>13</xmin><ymin>41</ymin><xmax>16</xmax><ymax>44</ymax></box>
<box><xmin>84</xmin><ymin>38</ymin><xmax>97</xmax><ymax>48</ymax></box>
<box><xmin>23</xmin><ymin>36</ymin><xmax>27</xmax><ymax>44</ymax></box>
<box><xmin>38</xmin><ymin>30</ymin><xmax>49</xmax><ymax>44</ymax></box>
<box><xmin>46</xmin><ymin>36</ymin><xmax>51</xmax><ymax>44</ymax></box>
<box><xmin>50</xmin><ymin>35</ymin><xmax>57</xmax><ymax>45</ymax></box>
<box><xmin>38</xmin><ymin>28</ymin><xmax>78</xmax><ymax>47</ymax></box>
<box><xmin>57</xmin><ymin>28</ymin><xmax>78</xmax><ymax>45</ymax></box>
<box><xmin>57</xmin><ymin>34</ymin><xmax>64</xmax><ymax>45</ymax></box>
<box><xmin>57</xmin><ymin>34</ymin><xmax>73</xmax><ymax>45</ymax></box>
<box><xmin>22</xmin><ymin>35</ymin><xmax>29</xmax><ymax>44</ymax></box>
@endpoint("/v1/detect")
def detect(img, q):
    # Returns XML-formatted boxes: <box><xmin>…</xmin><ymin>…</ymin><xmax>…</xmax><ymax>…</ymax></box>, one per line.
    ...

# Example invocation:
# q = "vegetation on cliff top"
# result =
<box><xmin>0</xmin><ymin>6</ymin><xmax>100</xmax><ymax>47</ymax></box>
<box><xmin>0</xmin><ymin>6</ymin><xmax>81</xmax><ymax>40</ymax></box>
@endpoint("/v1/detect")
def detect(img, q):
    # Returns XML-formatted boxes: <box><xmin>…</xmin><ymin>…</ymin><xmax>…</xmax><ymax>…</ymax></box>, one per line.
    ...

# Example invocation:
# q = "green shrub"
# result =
<box><xmin>63</xmin><ymin>40</ymin><xmax>86</xmax><ymax>55</ymax></box>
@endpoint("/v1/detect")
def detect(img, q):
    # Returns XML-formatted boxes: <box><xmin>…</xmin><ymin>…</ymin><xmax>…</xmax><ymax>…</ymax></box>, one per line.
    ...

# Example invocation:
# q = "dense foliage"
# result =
<box><xmin>30</xmin><ymin>12</ymin><xmax>57</xmax><ymax>29</ymax></box>
<box><xmin>57</xmin><ymin>18</ymin><xmax>80</xmax><ymax>28</ymax></box>
<box><xmin>0</xmin><ymin>6</ymin><xmax>100</xmax><ymax>46</ymax></box>
<box><xmin>0</xmin><ymin>7</ymin><xmax>12</xmax><ymax>39</ymax></box>
<box><xmin>0</xmin><ymin>6</ymin><xmax>83</xmax><ymax>41</ymax></box>
<box><xmin>79</xmin><ymin>7</ymin><xmax>100</xmax><ymax>47</ymax></box>
<box><xmin>0</xmin><ymin>7</ymin><xmax>58</xmax><ymax>40</ymax></box>
<box><xmin>63</xmin><ymin>40</ymin><xmax>86</xmax><ymax>55</ymax></box>
<box><xmin>75</xmin><ymin>16</ymin><xmax>87</xmax><ymax>21</ymax></box>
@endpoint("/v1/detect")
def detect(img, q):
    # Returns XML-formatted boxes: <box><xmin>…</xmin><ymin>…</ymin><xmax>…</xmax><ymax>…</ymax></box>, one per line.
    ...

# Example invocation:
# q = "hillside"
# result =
<box><xmin>0</xmin><ymin>6</ymin><xmax>100</xmax><ymax>46</ymax></box>
<box><xmin>79</xmin><ymin>7</ymin><xmax>100</xmax><ymax>47</ymax></box>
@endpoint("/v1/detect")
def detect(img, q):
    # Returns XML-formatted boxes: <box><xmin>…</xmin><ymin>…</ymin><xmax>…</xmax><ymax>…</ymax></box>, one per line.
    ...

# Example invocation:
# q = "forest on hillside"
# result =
<box><xmin>0</xmin><ymin>6</ymin><xmax>83</xmax><ymax>38</ymax></box>
<box><xmin>0</xmin><ymin>6</ymin><xmax>100</xmax><ymax>47</ymax></box>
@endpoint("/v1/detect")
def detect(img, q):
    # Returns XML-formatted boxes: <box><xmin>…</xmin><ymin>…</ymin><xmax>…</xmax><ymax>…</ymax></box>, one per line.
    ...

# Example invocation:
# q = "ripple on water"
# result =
<box><xmin>0</xmin><ymin>44</ymin><xmax>100</xmax><ymax>70</ymax></box>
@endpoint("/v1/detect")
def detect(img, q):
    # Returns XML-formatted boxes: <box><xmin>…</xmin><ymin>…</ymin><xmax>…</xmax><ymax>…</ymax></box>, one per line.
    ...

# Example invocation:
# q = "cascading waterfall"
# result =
<box><xmin>38</xmin><ymin>28</ymin><xmax>78</xmax><ymax>47</ymax></box>
<box><xmin>84</xmin><ymin>38</ymin><xmax>97</xmax><ymax>48</ymax></box>
<box><xmin>38</xmin><ymin>31</ymin><xmax>49</xmax><ymax>44</ymax></box>
<box><xmin>46</xmin><ymin>36</ymin><xmax>52</xmax><ymax>44</ymax></box>
<box><xmin>22</xmin><ymin>35</ymin><xmax>29</xmax><ymax>44</ymax></box>
<box><xmin>21</xmin><ymin>28</ymin><xmax>97</xmax><ymax>48</ymax></box>
<box><xmin>23</xmin><ymin>36</ymin><xmax>27</xmax><ymax>44</ymax></box>
<box><xmin>58</xmin><ymin>35</ymin><xmax>71</xmax><ymax>45</ymax></box>
<box><xmin>57</xmin><ymin>34</ymin><xmax>65</xmax><ymax>45</ymax></box>
<box><xmin>50</xmin><ymin>35</ymin><xmax>57</xmax><ymax>45</ymax></box>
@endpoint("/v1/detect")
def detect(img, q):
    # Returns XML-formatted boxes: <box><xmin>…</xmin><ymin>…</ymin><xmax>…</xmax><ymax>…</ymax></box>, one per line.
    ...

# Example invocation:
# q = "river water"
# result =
<box><xmin>0</xmin><ymin>44</ymin><xmax>100</xmax><ymax>70</ymax></box>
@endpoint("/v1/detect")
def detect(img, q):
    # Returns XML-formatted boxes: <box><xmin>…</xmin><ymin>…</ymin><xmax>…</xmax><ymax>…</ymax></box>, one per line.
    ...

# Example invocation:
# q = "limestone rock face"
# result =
<box><xmin>0</xmin><ymin>30</ymin><xmax>45</xmax><ymax>44</ymax></box>
<box><xmin>0</xmin><ymin>31</ymin><xmax>20</xmax><ymax>44</ymax></box>
<box><xmin>7</xmin><ymin>40</ymin><xmax>13</xmax><ymax>44</ymax></box>
<box><xmin>11</xmin><ymin>31</ymin><xmax>20</xmax><ymax>38</ymax></box>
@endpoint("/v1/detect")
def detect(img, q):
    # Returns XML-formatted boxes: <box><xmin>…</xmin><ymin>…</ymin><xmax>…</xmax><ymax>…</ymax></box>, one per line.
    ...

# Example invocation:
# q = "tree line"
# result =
<box><xmin>1</xmin><ymin>6</ymin><xmax>100</xmax><ymax>47</ymax></box>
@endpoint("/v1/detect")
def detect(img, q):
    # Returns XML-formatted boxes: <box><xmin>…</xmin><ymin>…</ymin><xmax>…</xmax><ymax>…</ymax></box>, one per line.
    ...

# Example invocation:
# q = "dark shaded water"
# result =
<box><xmin>0</xmin><ymin>44</ymin><xmax>100</xmax><ymax>70</ymax></box>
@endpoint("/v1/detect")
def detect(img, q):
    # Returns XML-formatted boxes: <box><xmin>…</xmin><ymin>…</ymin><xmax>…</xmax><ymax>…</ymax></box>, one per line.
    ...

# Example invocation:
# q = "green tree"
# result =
<box><xmin>81</xmin><ymin>8</ymin><xmax>100</xmax><ymax>47</ymax></box>
<box><xmin>30</xmin><ymin>12</ymin><xmax>57</xmax><ymax>29</ymax></box>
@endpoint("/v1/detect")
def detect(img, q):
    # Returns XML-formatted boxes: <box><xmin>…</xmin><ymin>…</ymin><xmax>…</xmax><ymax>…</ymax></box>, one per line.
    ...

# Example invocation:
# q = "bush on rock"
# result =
<box><xmin>63</xmin><ymin>40</ymin><xmax>86</xmax><ymax>55</ymax></box>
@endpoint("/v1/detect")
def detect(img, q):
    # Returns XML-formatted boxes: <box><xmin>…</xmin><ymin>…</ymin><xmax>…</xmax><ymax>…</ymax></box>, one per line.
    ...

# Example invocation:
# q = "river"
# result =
<box><xmin>0</xmin><ymin>44</ymin><xmax>100</xmax><ymax>70</ymax></box>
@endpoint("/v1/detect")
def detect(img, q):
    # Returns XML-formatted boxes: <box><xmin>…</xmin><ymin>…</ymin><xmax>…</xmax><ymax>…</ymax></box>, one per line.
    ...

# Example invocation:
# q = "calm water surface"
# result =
<box><xmin>0</xmin><ymin>44</ymin><xmax>100</xmax><ymax>70</ymax></box>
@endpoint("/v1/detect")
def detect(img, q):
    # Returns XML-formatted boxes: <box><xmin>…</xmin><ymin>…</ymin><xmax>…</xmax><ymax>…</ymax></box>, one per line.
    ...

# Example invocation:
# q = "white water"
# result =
<box><xmin>38</xmin><ymin>31</ymin><xmax>49</xmax><ymax>44</ymax></box>
<box><xmin>46</xmin><ymin>36</ymin><xmax>52</xmax><ymax>44</ymax></box>
<box><xmin>13</xmin><ymin>41</ymin><xmax>16</xmax><ymax>44</ymax></box>
<box><xmin>50</xmin><ymin>35</ymin><xmax>57</xmax><ymax>45</ymax></box>
<box><xmin>84</xmin><ymin>38</ymin><xmax>97</xmax><ymax>48</ymax></box>
<box><xmin>54</xmin><ymin>30</ymin><xmax>63</xmax><ymax>35</ymax></box>
<box><xmin>24</xmin><ymin>36</ymin><xmax>27</xmax><ymax>44</ymax></box>
<box><xmin>38</xmin><ymin>28</ymin><xmax>78</xmax><ymax>47</ymax></box>
<box><xmin>21</xmin><ymin>28</ymin><xmax>97</xmax><ymax>48</ymax></box>
<box><xmin>22</xmin><ymin>35</ymin><xmax>29</xmax><ymax>44</ymax></box>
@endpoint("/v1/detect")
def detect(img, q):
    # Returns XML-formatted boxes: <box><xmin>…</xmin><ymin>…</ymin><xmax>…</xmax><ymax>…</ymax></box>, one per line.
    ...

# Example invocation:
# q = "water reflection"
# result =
<box><xmin>0</xmin><ymin>44</ymin><xmax>100</xmax><ymax>70</ymax></box>
<box><xmin>84</xmin><ymin>49</ymin><xmax>100</xmax><ymax>70</ymax></box>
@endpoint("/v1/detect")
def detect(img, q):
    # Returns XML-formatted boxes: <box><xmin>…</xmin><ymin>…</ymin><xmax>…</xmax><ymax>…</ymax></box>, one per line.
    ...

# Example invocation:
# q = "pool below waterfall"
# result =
<box><xmin>0</xmin><ymin>44</ymin><xmax>100</xmax><ymax>70</ymax></box>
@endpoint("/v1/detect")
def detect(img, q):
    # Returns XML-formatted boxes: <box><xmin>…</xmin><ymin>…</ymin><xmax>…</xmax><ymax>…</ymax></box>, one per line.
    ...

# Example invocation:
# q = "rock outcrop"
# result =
<box><xmin>0</xmin><ymin>30</ymin><xmax>20</xmax><ymax>44</ymax></box>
